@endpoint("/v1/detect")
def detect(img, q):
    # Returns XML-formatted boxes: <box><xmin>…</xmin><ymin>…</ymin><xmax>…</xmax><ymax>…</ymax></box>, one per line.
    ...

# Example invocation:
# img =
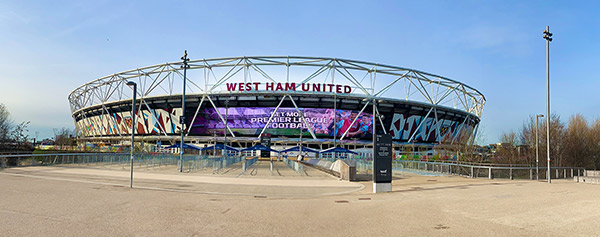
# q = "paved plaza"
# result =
<box><xmin>1</xmin><ymin>163</ymin><xmax>599</xmax><ymax>236</ymax></box>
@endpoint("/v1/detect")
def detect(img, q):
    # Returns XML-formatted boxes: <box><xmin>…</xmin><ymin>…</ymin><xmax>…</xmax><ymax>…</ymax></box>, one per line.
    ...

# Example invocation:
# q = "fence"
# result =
<box><xmin>311</xmin><ymin>157</ymin><xmax>584</xmax><ymax>180</ymax></box>
<box><xmin>242</xmin><ymin>157</ymin><xmax>258</xmax><ymax>173</ymax></box>
<box><xmin>0</xmin><ymin>153</ymin><xmax>246</xmax><ymax>174</ymax></box>
<box><xmin>393</xmin><ymin>160</ymin><xmax>585</xmax><ymax>180</ymax></box>
<box><xmin>282</xmin><ymin>157</ymin><xmax>304</xmax><ymax>175</ymax></box>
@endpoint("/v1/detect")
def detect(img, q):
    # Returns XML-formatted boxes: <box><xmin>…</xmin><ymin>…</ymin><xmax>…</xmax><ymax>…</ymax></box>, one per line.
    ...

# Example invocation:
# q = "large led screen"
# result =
<box><xmin>188</xmin><ymin>107</ymin><xmax>373</xmax><ymax>138</ymax></box>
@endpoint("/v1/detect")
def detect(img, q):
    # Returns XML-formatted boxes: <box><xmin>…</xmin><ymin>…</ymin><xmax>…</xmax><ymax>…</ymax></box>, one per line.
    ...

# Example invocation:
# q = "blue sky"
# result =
<box><xmin>0</xmin><ymin>0</ymin><xmax>599</xmax><ymax>143</ymax></box>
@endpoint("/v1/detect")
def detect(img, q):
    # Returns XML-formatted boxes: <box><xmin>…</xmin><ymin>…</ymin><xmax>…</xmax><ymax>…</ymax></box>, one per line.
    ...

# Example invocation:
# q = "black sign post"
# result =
<box><xmin>373</xmin><ymin>134</ymin><xmax>392</xmax><ymax>192</ymax></box>
<box><xmin>260</xmin><ymin>134</ymin><xmax>271</xmax><ymax>158</ymax></box>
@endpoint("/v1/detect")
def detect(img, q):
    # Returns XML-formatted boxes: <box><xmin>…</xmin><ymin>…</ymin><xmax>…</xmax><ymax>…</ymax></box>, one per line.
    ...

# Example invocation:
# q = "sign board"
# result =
<box><xmin>226</xmin><ymin>82</ymin><xmax>352</xmax><ymax>94</ymax></box>
<box><xmin>260</xmin><ymin>134</ymin><xmax>271</xmax><ymax>158</ymax></box>
<box><xmin>374</xmin><ymin>134</ymin><xmax>393</xmax><ymax>183</ymax></box>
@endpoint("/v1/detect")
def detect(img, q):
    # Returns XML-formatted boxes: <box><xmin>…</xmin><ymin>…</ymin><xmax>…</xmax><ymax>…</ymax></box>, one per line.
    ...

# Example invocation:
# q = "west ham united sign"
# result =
<box><xmin>226</xmin><ymin>82</ymin><xmax>352</xmax><ymax>94</ymax></box>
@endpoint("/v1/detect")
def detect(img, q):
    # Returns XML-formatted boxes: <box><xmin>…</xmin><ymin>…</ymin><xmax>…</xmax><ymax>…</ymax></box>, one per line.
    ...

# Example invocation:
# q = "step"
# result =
<box><xmin>574</xmin><ymin>176</ymin><xmax>600</xmax><ymax>184</ymax></box>
<box><xmin>585</xmin><ymin>170</ymin><xmax>600</xmax><ymax>176</ymax></box>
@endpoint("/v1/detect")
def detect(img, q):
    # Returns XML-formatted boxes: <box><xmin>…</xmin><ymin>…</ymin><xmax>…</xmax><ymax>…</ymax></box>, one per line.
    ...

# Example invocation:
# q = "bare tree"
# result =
<box><xmin>496</xmin><ymin>131</ymin><xmax>520</xmax><ymax>164</ymax></box>
<box><xmin>515</xmin><ymin>113</ymin><xmax>564</xmax><ymax>166</ymax></box>
<box><xmin>12</xmin><ymin>121</ymin><xmax>30</xmax><ymax>146</ymax></box>
<box><xmin>0</xmin><ymin>103</ymin><xmax>12</xmax><ymax>143</ymax></box>
<box><xmin>54</xmin><ymin>128</ymin><xmax>76</xmax><ymax>148</ymax></box>
<box><xmin>589</xmin><ymin>119</ymin><xmax>600</xmax><ymax>170</ymax></box>
<box><xmin>562</xmin><ymin>114</ymin><xmax>590</xmax><ymax>168</ymax></box>
<box><xmin>543</xmin><ymin>114</ymin><xmax>565</xmax><ymax>167</ymax></box>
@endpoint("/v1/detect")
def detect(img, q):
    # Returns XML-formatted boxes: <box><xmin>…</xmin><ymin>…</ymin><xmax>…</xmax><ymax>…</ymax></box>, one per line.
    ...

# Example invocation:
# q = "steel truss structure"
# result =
<box><xmin>68</xmin><ymin>56</ymin><xmax>485</xmax><ymax>144</ymax></box>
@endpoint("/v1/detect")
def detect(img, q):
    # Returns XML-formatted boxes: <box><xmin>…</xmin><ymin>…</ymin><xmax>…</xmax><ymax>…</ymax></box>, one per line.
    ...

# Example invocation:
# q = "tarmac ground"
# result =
<box><xmin>0</xmin><ymin>162</ymin><xmax>599</xmax><ymax>236</ymax></box>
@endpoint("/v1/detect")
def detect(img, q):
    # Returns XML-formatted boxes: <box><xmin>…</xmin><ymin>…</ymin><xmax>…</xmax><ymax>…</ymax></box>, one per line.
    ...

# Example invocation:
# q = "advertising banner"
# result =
<box><xmin>188</xmin><ymin>107</ymin><xmax>373</xmax><ymax>138</ymax></box>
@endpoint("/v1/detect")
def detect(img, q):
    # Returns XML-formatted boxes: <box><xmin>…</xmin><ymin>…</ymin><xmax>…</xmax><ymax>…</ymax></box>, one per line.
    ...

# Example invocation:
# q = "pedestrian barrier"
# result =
<box><xmin>242</xmin><ymin>157</ymin><xmax>258</xmax><ymax>173</ymax></box>
<box><xmin>282</xmin><ymin>157</ymin><xmax>303</xmax><ymax>175</ymax></box>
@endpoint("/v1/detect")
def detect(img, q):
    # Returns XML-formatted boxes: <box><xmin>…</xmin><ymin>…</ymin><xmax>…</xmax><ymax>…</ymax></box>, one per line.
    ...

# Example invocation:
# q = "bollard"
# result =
<box><xmin>489</xmin><ymin>167</ymin><xmax>493</xmax><ymax>179</ymax></box>
<box><xmin>564</xmin><ymin>169</ymin><xmax>567</xmax><ymax>178</ymax></box>
<box><xmin>510</xmin><ymin>168</ymin><xmax>513</xmax><ymax>180</ymax></box>
<box><xmin>556</xmin><ymin>169</ymin><xmax>559</xmax><ymax>179</ymax></box>
<box><xmin>577</xmin><ymin>169</ymin><xmax>580</xmax><ymax>182</ymax></box>
<box><xmin>471</xmin><ymin>166</ymin><xmax>474</xmax><ymax>178</ymax></box>
<box><xmin>530</xmin><ymin>169</ymin><xmax>533</xmax><ymax>180</ymax></box>
<box><xmin>571</xmin><ymin>168</ymin><xmax>573</xmax><ymax>178</ymax></box>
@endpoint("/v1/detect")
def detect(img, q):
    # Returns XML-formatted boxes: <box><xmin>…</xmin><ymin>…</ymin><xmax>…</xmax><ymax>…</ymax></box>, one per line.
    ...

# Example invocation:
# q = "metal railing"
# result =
<box><xmin>393</xmin><ymin>160</ymin><xmax>584</xmax><ymax>180</ymax></box>
<box><xmin>242</xmin><ymin>157</ymin><xmax>258</xmax><ymax>173</ymax></box>
<box><xmin>282</xmin><ymin>157</ymin><xmax>304</xmax><ymax>175</ymax></box>
<box><xmin>310</xmin><ymin>157</ymin><xmax>584</xmax><ymax>180</ymax></box>
<box><xmin>0</xmin><ymin>153</ymin><xmax>246</xmax><ymax>174</ymax></box>
<box><xmin>1</xmin><ymin>153</ymin><xmax>585</xmax><ymax>181</ymax></box>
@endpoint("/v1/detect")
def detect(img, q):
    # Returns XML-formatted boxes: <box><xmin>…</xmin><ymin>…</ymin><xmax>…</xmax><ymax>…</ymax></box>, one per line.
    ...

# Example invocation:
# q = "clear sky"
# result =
<box><xmin>1</xmin><ymin>0</ymin><xmax>599</xmax><ymax>143</ymax></box>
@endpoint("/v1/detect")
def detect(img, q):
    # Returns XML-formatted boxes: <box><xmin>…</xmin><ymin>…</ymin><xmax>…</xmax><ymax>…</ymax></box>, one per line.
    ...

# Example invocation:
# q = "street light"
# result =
<box><xmin>543</xmin><ymin>26</ymin><xmax>552</xmax><ymax>184</ymax></box>
<box><xmin>536</xmin><ymin>114</ymin><xmax>544</xmax><ymax>180</ymax></box>
<box><xmin>298</xmin><ymin>112</ymin><xmax>304</xmax><ymax>158</ymax></box>
<box><xmin>126</xmin><ymin>81</ymin><xmax>137</xmax><ymax>188</ymax></box>
<box><xmin>223</xmin><ymin>99</ymin><xmax>229</xmax><ymax>158</ymax></box>
<box><xmin>179</xmin><ymin>50</ymin><xmax>190</xmax><ymax>172</ymax></box>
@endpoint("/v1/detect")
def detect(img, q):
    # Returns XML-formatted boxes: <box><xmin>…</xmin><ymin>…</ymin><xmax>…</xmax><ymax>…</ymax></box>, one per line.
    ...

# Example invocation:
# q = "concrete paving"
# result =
<box><xmin>1</xmin><ymin>163</ymin><xmax>361</xmax><ymax>197</ymax></box>
<box><xmin>1</xmin><ymin>165</ymin><xmax>599</xmax><ymax>236</ymax></box>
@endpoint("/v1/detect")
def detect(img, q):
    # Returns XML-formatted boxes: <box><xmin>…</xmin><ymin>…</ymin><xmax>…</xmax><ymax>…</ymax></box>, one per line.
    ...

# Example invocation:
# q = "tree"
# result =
<box><xmin>0</xmin><ymin>103</ymin><xmax>12</xmax><ymax>143</ymax></box>
<box><xmin>514</xmin><ymin>113</ymin><xmax>564</xmax><ymax>166</ymax></box>
<box><xmin>562</xmin><ymin>114</ymin><xmax>590</xmax><ymax>168</ymax></box>
<box><xmin>496</xmin><ymin>131</ymin><xmax>520</xmax><ymax>164</ymax></box>
<box><xmin>589</xmin><ymin>119</ymin><xmax>600</xmax><ymax>170</ymax></box>
<box><xmin>54</xmin><ymin>128</ymin><xmax>76</xmax><ymax>147</ymax></box>
<box><xmin>12</xmin><ymin>121</ymin><xmax>30</xmax><ymax>146</ymax></box>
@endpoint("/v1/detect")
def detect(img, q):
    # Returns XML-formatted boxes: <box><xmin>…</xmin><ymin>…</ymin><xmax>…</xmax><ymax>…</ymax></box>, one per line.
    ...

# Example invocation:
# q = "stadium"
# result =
<box><xmin>68</xmin><ymin>56</ymin><xmax>485</xmax><ymax>155</ymax></box>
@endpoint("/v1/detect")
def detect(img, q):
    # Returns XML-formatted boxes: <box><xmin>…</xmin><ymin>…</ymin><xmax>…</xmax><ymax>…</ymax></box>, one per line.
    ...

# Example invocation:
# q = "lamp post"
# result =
<box><xmin>543</xmin><ymin>26</ymin><xmax>552</xmax><ymax>183</ymax></box>
<box><xmin>126</xmin><ymin>81</ymin><xmax>137</xmax><ymax>188</ymax></box>
<box><xmin>179</xmin><ymin>50</ymin><xmax>190</xmax><ymax>172</ymax></box>
<box><xmin>213</xmin><ymin>131</ymin><xmax>216</xmax><ymax>157</ymax></box>
<box><xmin>299</xmin><ymin>112</ymin><xmax>304</xmax><ymax>159</ymax></box>
<box><xmin>536</xmin><ymin>114</ymin><xmax>544</xmax><ymax>180</ymax></box>
<box><xmin>223</xmin><ymin>99</ymin><xmax>229</xmax><ymax>158</ymax></box>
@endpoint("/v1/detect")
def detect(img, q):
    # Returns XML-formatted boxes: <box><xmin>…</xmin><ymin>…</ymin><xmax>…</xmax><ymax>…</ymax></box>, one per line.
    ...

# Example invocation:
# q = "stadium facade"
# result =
<box><xmin>68</xmin><ymin>56</ymin><xmax>485</xmax><ymax>150</ymax></box>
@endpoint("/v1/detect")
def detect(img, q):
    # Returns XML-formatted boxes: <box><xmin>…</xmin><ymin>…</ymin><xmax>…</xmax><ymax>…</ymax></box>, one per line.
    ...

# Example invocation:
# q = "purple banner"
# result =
<box><xmin>188</xmin><ymin>107</ymin><xmax>373</xmax><ymax>138</ymax></box>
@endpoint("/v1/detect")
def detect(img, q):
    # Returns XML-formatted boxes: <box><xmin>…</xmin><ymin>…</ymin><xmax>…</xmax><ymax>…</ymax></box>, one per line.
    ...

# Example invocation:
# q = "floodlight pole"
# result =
<box><xmin>126</xmin><ymin>81</ymin><xmax>137</xmax><ymax>188</ymax></box>
<box><xmin>179</xmin><ymin>50</ymin><xmax>190</xmax><ymax>172</ymax></box>
<box><xmin>543</xmin><ymin>26</ymin><xmax>552</xmax><ymax>184</ymax></box>
<box><xmin>536</xmin><ymin>114</ymin><xmax>544</xmax><ymax>180</ymax></box>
